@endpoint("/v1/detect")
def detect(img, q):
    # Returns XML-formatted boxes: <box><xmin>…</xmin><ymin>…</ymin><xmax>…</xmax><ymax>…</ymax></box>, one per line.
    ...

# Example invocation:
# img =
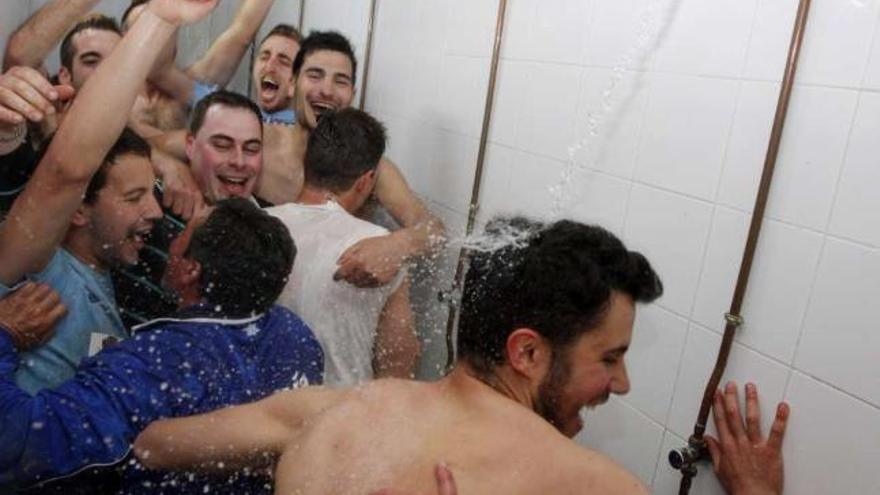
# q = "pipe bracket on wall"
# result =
<box><xmin>669</xmin><ymin>0</ymin><xmax>813</xmax><ymax>492</ymax></box>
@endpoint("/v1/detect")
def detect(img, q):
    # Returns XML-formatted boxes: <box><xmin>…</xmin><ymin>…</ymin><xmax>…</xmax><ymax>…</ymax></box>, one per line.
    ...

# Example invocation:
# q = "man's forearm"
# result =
<box><xmin>187</xmin><ymin>0</ymin><xmax>274</xmax><ymax>86</ymax></box>
<box><xmin>393</xmin><ymin>213</ymin><xmax>446</xmax><ymax>260</ymax></box>
<box><xmin>2</xmin><ymin>0</ymin><xmax>101</xmax><ymax>71</ymax></box>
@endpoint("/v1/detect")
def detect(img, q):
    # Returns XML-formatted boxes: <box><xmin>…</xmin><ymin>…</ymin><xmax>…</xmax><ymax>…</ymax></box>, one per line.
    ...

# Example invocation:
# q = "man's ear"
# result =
<box><xmin>184</xmin><ymin>133</ymin><xmax>196</xmax><ymax>162</ymax></box>
<box><xmin>58</xmin><ymin>66</ymin><xmax>73</xmax><ymax>87</ymax></box>
<box><xmin>70</xmin><ymin>204</ymin><xmax>91</xmax><ymax>228</ymax></box>
<box><xmin>505</xmin><ymin>328</ymin><xmax>552</xmax><ymax>380</ymax></box>
<box><xmin>353</xmin><ymin>169</ymin><xmax>377</xmax><ymax>195</ymax></box>
<box><xmin>180</xmin><ymin>258</ymin><xmax>202</xmax><ymax>287</ymax></box>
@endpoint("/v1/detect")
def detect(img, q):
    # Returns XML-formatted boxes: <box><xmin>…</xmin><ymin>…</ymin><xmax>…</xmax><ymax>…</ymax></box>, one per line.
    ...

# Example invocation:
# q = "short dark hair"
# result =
<box><xmin>121</xmin><ymin>0</ymin><xmax>150</xmax><ymax>30</ymax></box>
<box><xmin>186</xmin><ymin>198</ymin><xmax>296</xmax><ymax>317</ymax></box>
<box><xmin>457</xmin><ymin>218</ymin><xmax>663</xmax><ymax>375</ymax></box>
<box><xmin>303</xmin><ymin>108</ymin><xmax>386</xmax><ymax>193</ymax></box>
<box><xmin>292</xmin><ymin>31</ymin><xmax>358</xmax><ymax>86</ymax></box>
<box><xmin>35</xmin><ymin>127</ymin><xmax>152</xmax><ymax>205</ymax></box>
<box><xmin>189</xmin><ymin>90</ymin><xmax>263</xmax><ymax>135</ymax></box>
<box><xmin>60</xmin><ymin>14</ymin><xmax>122</xmax><ymax>72</ymax></box>
<box><xmin>259</xmin><ymin>23</ymin><xmax>302</xmax><ymax>47</ymax></box>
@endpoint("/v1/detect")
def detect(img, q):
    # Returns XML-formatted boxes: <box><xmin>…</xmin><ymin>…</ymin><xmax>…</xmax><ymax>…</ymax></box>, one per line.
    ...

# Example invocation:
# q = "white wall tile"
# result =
<box><xmin>795</xmin><ymin>238</ymin><xmax>880</xmax><ymax>406</ymax></box>
<box><xmin>665</xmin><ymin>324</ymin><xmax>790</xmax><ymax>439</ymax></box>
<box><xmin>795</xmin><ymin>0</ymin><xmax>880</xmax><ymax>88</ymax></box>
<box><xmin>736</xmin><ymin>220</ymin><xmax>823</xmax><ymax>363</ymax></box>
<box><xmin>624</xmin><ymin>305</ymin><xmax>689</xmax><ymax>424</ymax></box>
<box><xmin>828</xmin><ymin>92</ymin><xmax>880</xmax><ymax>248</ymax></box>
<box><xmin>577</xmin><ymin>396</ymin><xmax>666</xmax><ymax>486</ymax></box>
<box><xmin>652</xmin><ymin>430</ymin><xmax>726</xmax><ymax>494</ymax></box>
<box><xmin>523</xmin><ymin>0</ymin><xmax>594</xmax><ymax>65</ymax></box>
<box><xmin>442</xmin><ymin>0</ymin><xmax>497</xmax><ymax>58</ymax></box>
<box><xmin>425</xmin><ymin>130</ymin><xmax>479</xmax><ymax>214</ymax></box>
<box><xmin>565</xmin><ymin>171</ymin><xmax>631</xmax><ymax>236</ymax></box>
<box><xmin>488</xmin><ymin>60</ymin><xmax>527</xmax><ymax>147</ymax></box>
<box><xmin>506</xmin><ymin>152</ymin><xmax>566</xmax><ymax>221</ymax></box>
<box><xmin>742</xmin><ymin>0</ymin><xmax>800</xmax><ymax>81</ymax></box>
<box><xmin>692</xmin><ymin>207</ymin><xmax>750</xmax><ymax>332</ymax></box>
<box><xmin>583</xmin><ymin>0</ymin><xmax>661</xmax><ymax>70</ymax></box>
<box><xmin>257</xmin><ymin>0</ymin><xmax>302</xmax><ymax>43</ymax></box>
<box><xmin>764</xmin><ymin>86</ymin><xmax>857</xmax><ymax>231</ymax></box>
<box><xmin>514</xmin><ymin>62</ymin><xmax>583</xmax><ymax>162</ymax></box>
<box><xmin>623</xmin><ymin>185</ymin><xmax>713</xmax><ymax>315</ymax></box>
<box><xmin>436</xmin><ymin>54</ymin><xmax>491</xmax><ymax>138</ymax></box>
<box><xmin>474</xmin><ymin>144</ymin><xmax>515</xmax><ymax>225</ymax></box>
<box><xmin>634</xmin><ymin>74</ymin><xmax>740</xmax><ymax>201</ymax></box>
<box><xmin>784</xmin><ymin>372</ymin><xmax>880</xmax><ymax>495</ymax></box>
<box><xmin>574</xmin><ymin>68</ymin><xmax>649</xmax><ymax>181</ymax></box>
<box><xmin>864</xmin><ymin>15</ymin><xmax>880</xmax><ymax>90</ymax></box>
<box><xmin>653</xmin><ymin>0</ymin><xmax>758</xmax><ymax>78</ymax></box>
<box><xmin>716</xmin><ymin>81</ymin><xmax>780</xmax><ymax>212</ymax></box>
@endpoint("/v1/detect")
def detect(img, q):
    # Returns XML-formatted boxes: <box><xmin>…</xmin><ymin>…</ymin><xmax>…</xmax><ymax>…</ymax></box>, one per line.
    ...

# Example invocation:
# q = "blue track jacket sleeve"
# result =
<box><xmin>0</xmin><ymin>330</ymin><xmax>203</xmax><ymax>488</ymax></box>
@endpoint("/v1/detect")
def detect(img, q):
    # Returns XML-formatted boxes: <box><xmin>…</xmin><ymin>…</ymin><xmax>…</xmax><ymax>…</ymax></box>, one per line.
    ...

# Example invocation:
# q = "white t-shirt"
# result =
<box><xmin>267</xmin><ymin>201</ymin><xmax>404</xmax><ymax>386</ymax></box>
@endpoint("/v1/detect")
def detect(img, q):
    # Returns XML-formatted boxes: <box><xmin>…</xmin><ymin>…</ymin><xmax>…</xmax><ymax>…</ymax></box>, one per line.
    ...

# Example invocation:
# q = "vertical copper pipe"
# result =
<box><xmin>674</xmin><ymin>0</ymin><xmax>813</xmax><ymax>492</ymax></box>
<box><xmin>298</xmin><ymin>0</ymin><xmax>306</xmax><ymax>32</ymax></box>
<box><xmin>444</xmin><ymin>0</ymin><xmax>510</xmax><ymax>370</ymax></box>
<box><xmin>359</xmin><ymin>0</ymin><xmax>379</xmax><ymax>110</ymax></box>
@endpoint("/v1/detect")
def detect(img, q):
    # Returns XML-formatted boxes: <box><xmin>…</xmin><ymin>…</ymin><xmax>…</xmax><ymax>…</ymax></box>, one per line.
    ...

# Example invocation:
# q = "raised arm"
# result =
<box><xmin>0</xmin><ymin>0</ymin><xmax>217</xmax><ymax>286</ymax></box>
<box><xmin>135</xmin><ymin>387</ymin><xmax>346</xmax><ymax>472</ymax></box>
<box><xmin>335</xmin><ymin>158</ymin><xmax>446</xmax><ymax>288</ymax></box>
<box><xmin>186</xmin><ymin>0</ymin><xmax>275</xmax><ymax>86</ymax></box>
<box><xmin>373</xmin><ymin>278</ymin><xmax>420</xmax><ymax>379</ymax></box>
<box><xmin>2</xmin><ymin>0</ymin><xmax>101</xmax><ymax>71</ymax></box>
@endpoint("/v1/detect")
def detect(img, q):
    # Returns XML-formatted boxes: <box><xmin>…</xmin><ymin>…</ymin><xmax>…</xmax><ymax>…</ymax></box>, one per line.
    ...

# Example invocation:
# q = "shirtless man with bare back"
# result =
<box><xmin>134</xmin><ymin>218</ymin><xmax>789</xmax><ymax>495</ymax></box>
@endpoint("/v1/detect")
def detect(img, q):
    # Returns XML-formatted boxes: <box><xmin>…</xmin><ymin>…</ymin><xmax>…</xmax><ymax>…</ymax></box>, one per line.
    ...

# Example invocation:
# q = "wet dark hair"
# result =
<box><xmin>457</xmin><ymin>217</ymin><xmax>663</xmax><ymax>375</ymax></box>
<box><xmin>189</xmin><ymin>90</ymin><xmax>263</xmax><ymax>135</ymax></box>
<box><xmin>60</xmin><ymin>14</ymin><xmax>122</xmax><ymax>72</ymax></box>
<box><xmin>260</xmin><ymin>23</ymin><xmax>302</xmax><ymax>47</ymax></box>
<box><xmin>292</xmin><ymin>31</ymin><xmax>358</xmax><ymax>86</ymax></box>
<box><xmin>121</xmin><ymin>0</ymin><xmax>150</xmax><ymax>30</ymax></box>
<box><xmin>303</xmin><ymin>108</ymin><xmax>386</xmax><ymax>193</ymax></box>
<box><xmin>186</xmin><ymin>198</ymin><xmax>296</xmax><ymax>317</ymax></box>
<box><xmin>35</xmin><ymin>127</ymin><xmax>152</xmax><ymax>205</ymax></box>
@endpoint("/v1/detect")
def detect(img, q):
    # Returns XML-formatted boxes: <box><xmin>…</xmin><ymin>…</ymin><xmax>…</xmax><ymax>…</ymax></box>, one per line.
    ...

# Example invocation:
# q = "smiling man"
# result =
<box><xmin>133</xmin><ymin>218</ymin><xmax>662</xmax><ymax>494</ymax></box>
<box><xmin>112</xmin><ymin>89</ymin><xmax>264</xmax><ymax>327</ymax></box>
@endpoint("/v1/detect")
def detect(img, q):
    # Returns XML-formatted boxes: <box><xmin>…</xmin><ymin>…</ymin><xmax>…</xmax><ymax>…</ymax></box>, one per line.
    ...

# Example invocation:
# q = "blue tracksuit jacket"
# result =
<box><xmin>0</xmin><ymin>304</ymin><xmax>323</xmax><ymax>494</ymax></box>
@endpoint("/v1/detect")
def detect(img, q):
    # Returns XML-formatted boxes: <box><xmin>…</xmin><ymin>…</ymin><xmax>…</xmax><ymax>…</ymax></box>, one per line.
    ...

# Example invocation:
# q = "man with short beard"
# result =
<box><xmin>135</xmin><ymin>218</ymin><xmax>791</xmax><ymax>495</ymax></box>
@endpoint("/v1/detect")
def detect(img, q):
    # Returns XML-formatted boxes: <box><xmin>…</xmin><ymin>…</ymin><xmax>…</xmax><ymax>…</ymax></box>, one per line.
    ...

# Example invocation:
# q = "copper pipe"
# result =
<box><xmin>444</xmin><ymin>0</ymin><xmax>510</xmax><ymax>370</ymax></box>
<box><xmin>359</xmin><ymin>0</ymin><xmax>379</xmax><ymax>110</ymax></box>
<box><xmin>298</xmin><ymin>0</ymin><xmax>306</xmax><ymax>32</ymax></box>
<box><xmin>673</xmin><ymin>0</ymin><xmax>813</xmax><ymax>491</ymax></box>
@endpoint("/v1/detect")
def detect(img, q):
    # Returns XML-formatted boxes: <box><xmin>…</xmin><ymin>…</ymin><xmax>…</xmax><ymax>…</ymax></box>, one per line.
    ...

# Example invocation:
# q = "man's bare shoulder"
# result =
<box><xmin>552</xmin><ymin>440</ymin><xmax>649</xmax><ymax>495</ymax></box>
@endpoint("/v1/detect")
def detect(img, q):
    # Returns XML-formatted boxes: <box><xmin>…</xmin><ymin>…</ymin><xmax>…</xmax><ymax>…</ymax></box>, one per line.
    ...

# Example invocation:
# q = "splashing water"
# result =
<box><xmin>451</xmin><ymin>0</ymin><xmax>685</xmax><ymax>253</ymax></box>
<box><xmin>549</xmin><ymin>0</ymin><xmax>684</xmax><ymax>217</ymax></box>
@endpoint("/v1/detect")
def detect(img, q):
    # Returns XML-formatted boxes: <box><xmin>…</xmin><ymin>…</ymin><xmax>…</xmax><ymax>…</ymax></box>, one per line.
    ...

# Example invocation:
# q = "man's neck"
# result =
<box><xmin>446</xmin><ymin>363</ymin><xmax>536</xmax><ymax>412</ymax></box>
<box><xmin>63</xmin><ymin>229</ymin><xmax>107</xmax><ymax>273</ymax></box>
<box><xmin>290</xmin><ymin>123</ymin><xmax>310</xmax><ymax>163</ymax></box>
<box><xmin>296</xmin><ymin>185</ymin><xmax>358</xmax><ymax>214</ymax></box>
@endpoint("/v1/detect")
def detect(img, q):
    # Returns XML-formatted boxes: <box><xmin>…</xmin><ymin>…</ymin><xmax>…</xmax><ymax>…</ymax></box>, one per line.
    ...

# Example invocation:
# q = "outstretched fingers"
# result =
<box><xmin>767</xmin><ymin>401</ymin><xmax>790</xmax><ymax>453</ymax></box>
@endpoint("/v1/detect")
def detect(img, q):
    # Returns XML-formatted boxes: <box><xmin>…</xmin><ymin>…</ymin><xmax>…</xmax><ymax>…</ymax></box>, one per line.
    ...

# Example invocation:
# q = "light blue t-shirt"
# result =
<box><xmin>0</xmin><ymin>249</ymin><xmax>127</xmax><ymax>394</ymax></box>
<box><xmin>191</xmin><ymin>80</ymin><xmax>296</xmax><ymax>125</ymax></box>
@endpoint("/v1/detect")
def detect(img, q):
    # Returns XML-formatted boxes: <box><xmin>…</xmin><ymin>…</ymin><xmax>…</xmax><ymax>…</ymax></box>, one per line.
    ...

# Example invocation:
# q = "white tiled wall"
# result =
<box><xmin>363</xmin><ymin>0</ymin><xmax>880</xmax><ymax>492</ymax></box>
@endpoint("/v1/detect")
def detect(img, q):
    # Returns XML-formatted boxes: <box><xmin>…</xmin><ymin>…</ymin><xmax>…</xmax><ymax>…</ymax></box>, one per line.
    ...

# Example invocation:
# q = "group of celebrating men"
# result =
<box><xmin>0</xmin><ymin>1</ymin><xmax>790</xmax><ymax>494</ymax></box>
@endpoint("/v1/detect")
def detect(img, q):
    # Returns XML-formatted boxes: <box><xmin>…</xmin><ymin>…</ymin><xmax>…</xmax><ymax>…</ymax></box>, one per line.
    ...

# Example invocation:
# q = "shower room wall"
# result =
<box><xmin>365</xmin><ymin>0</ymin><xmax>880</xmax><ymax>493</ymax></box>
<box><xmin>364</xmin><ymin>0</ymin><xmax>498</xmax><ymax>378</ymax></box>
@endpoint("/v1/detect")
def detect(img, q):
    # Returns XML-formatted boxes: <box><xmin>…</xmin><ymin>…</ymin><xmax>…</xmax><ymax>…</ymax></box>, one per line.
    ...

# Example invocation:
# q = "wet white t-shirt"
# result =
<box><xmin>267</xmin><ymin>201</ymin><xmax>404</xmax><ymax>386</ymax></box>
